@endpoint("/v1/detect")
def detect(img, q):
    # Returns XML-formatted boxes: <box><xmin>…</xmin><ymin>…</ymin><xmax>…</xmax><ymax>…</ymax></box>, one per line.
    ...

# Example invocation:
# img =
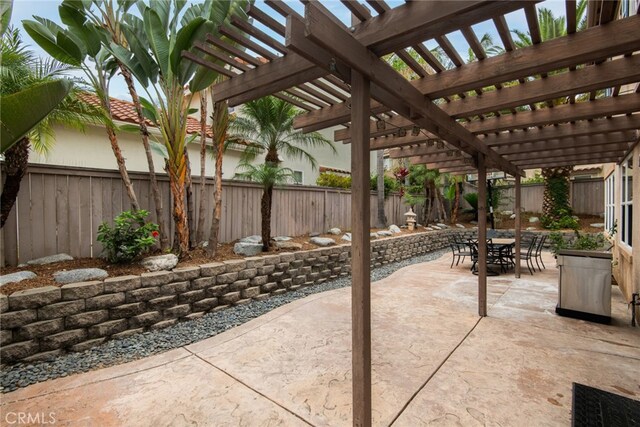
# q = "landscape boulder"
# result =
<box><xmin>234</xmin><ymin>242</ymin><xmax>263</xmax><ymax>256</ymax></box>
<box><xmin>273</xmin><ymin>236</ymin><xmax>292</xmax><ymax>242</ymax></box>
<box><xmin>455</xmin><ymin>224</ymin><xmax>465</xmax><ymax>229</ymax></box>
<box><xmin>341</xmin><ymin>233</ymin><xmax>352</xmax><ymax>242</ymax></box>
<box><xmin>436</xmin><ymin>223</ymin><xmax>449</xmax><ymax>228</ymax></box>
<box><xmin>0</xmin><ymin>271</ymin><xmax>37</xmax><ymax>286</ymax></box>
<box><xmin>310</xmin><ymin>237</ymin><xmax>336</xmax><ymax>247</ymax></box>
<box><xmin>54</xmin><ymin>268</ymin><xmax>108</xmax><ymax>284</ymax></box>
<box><xmin>590</xmin><ymin>223</ymin><xmax>605</xmax><ymax>228</ymax></box>
<box><xmin>389</xmin><ymin>224</ymin><xmax>401</xmax><ymax>234</ymax></box>
<box><xmin>141</xmin><ymin>254</ymin><xmax>179</xmax><ymax>272</ymax></box>
<box><xmin>27</xmin><ymin>253</ymin><xmax>73</xmax><ymax>266</ymax></box>
<box><xmin>275</xmin><ymin>241</ymin><xmax>302</xmax><ymax>250</ymax></box>
<box><xmin>308</xmin><ymin>232</ymin><xmax>320</xmax><ymax>237</ymax></box>
<box><xmin>239</xmin><ymin>235</ymin><xmax>262</xmax><ymax>244</ymax></box>
<box><xmin>377</xmin><ymin>230</ymin><xmax>393</xmax><ymax>237</ymax></box>
<box><xmin>327</xmin><ymin>228</ymin><xmax>341</xmax><ymax>235</ymax></box>
<box><xmin>510</xmin><ymin>214</ymin><xmax>516</xmax><ymax>219</ymax></box>
<box><xmin>529</xmin><ymin>217</ymin><xmax>540</xmax><ymax>223</ymax></box>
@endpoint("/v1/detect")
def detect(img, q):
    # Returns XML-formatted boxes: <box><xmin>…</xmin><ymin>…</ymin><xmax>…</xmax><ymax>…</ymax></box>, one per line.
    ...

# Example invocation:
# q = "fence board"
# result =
<box><xmin>42</xmin><ymin>175</ymin><xmax>57</xmax><ymax>256</ymax></box>
<box><xmin>79</xmin><ymin>177</ymin><xmax>92</xmax><ymax>257</ymax></box>
<box><xmin>30</xmin><ymin>174</ymin><xmax>46</xmax><ymax>260</ymax></box>
<box><xmin>67</xmin><ymin>176</ymin><xmax>81</xmax><ymax>258</ymax></box>
<box><xmin>55</xmin><ymin>175</ymin><xmax>70</xmax><ymax>256</ymax></box>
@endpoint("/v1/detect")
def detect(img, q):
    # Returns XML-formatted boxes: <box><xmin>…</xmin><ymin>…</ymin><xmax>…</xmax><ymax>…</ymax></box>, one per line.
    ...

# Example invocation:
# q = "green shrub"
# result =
<box><xmin>370</xmin><ymin>174</ymin><xmax>400</xmax><ymax>195</ymax></box>
<box><xmin>548</xmin><ymin>231</ymin><xmax>606</xmax><ymax>256</ymax></box>
<box><xmin>316</xmin><ymin>172</ymin><xmax>351</xmax><ymax>189</ymax></box>
<box><xmin>541</xmin><ymin>209</ymin><xmax>579</xmax><ymax>230</ymax></box>
<box><xmin>97</xmin><ymin>210</ymin><xmax>159</xmax><ymax>263</ymax></box>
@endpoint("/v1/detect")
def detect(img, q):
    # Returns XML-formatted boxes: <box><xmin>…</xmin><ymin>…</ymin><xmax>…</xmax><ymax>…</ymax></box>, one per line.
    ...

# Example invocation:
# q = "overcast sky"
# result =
<box><xmin>10</xmin><ymin>0</ymin><xmax>569</xmax><ymax>101</ymax></box>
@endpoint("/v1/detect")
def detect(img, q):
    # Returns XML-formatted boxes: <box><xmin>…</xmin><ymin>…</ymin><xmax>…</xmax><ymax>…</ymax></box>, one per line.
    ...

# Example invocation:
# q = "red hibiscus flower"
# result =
<box><xmin>152</xmin><ymin>231</ymin><xmax>160</xmax><ymax>238</ymax></box>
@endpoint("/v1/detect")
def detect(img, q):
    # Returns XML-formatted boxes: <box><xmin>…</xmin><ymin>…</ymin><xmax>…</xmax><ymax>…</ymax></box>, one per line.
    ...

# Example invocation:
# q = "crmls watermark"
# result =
<box><xmin>4</xmin><ymin>412</ymin><xmax>57</xmax><ymax>424</ymax></box>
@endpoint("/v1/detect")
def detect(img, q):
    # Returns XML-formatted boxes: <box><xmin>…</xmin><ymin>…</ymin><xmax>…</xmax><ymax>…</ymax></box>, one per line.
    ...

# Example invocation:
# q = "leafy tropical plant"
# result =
<box><xmin>234</xmin><ymin>162</ymin><xmax>293</xmax><ymax>251</ymax></box>
<box><xmin>108</xmin><ymin>0</ymin><xmax>249</xmax><ymax>255</ymax></box>
<box><xmin>23</xmin><ymin>3</ymin><xmax>141</xmax><ymax>210</ymax></box>
<box><xmin>0</xmin><ymin>27</ymin><xmax>102</xmax><ymax>228</ymax></box>
<box><xmin>230</xmin><ymin>96</ymin><xmax>334</xmax><ymax>251</ymax></box>
<box><xmin>97</xmin><ymin>210</ymin><xmax>159</xmax><ymax>263</ymax></box>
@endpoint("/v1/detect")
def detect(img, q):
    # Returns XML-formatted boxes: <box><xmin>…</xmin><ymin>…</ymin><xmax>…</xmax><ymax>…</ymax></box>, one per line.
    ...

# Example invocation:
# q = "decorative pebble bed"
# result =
<box><xmin>0</xmin><ymin>249</ymin><xmax>447</xmax><ymax>393</ymax></box>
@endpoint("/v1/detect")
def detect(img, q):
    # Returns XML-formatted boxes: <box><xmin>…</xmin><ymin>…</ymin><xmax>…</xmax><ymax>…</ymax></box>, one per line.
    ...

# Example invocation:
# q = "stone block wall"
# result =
<box><xmin>0</xmin><ymin>230</ymin><xmax>452</xmax><ymax>364</ymax></box>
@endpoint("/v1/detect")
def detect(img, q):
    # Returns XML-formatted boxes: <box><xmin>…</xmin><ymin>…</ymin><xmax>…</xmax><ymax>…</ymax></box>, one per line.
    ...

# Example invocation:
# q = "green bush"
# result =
<box><xmin>97</xmin><ymin>210</ymin><xmax>159</xmax><ymax>263</ymax></box>
<box><xmin>548</xmin><ymin>231</ymin><xmax>606</xmax><ymax>256</ymax></box>
<box><xmin>316</xmin><ymin>172</ymin><xmax>351</xmax><ymax>189</ymax></box>
<box><xmin>370</xmin><ymin>174</ymin><xmax>400</xmax><ymax>195</ymax></box>
<box><xmin>541</xmin><ymin>209</ymin><xmax>579</xmax><ymax>230</ymax></box>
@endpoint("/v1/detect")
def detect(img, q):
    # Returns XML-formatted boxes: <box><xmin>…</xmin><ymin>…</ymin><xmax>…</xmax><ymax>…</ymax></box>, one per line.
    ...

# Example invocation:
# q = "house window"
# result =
<box><xmin>604</xmin><ymin>173</ymin><xmax>615</xmax><ymax>233</ymax></box>
<box><xmin>621</xmin><ymin>154</ymin><xmax>633</xmax><ymax>247</ymax></box>
<box><xmin>292</xmin><ymin>170</ymin><xmax>303</xmax><ymax>185</ymax></box>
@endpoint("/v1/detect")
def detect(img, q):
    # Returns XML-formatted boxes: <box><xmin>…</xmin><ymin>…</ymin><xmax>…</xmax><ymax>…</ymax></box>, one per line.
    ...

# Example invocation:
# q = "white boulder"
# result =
<box><xmin>141</xmin><ymin>254</ymin><xmax>179</xmax><ymax>272</ymax></box>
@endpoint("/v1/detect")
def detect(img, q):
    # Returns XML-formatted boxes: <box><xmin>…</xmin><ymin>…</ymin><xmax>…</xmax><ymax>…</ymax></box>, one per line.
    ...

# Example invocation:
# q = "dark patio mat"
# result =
<box><xmin>572</xmin><ymin>383</ymin><xmax>640</xmax><ymax>427</ymax></box>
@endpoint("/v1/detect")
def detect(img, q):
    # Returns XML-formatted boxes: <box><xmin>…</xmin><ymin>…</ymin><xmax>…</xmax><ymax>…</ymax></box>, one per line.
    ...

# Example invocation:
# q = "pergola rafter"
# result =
<box><xmin>182</xmin><ymin>1</ymin><xmax>639</xmax><ymax>425</ymax></box>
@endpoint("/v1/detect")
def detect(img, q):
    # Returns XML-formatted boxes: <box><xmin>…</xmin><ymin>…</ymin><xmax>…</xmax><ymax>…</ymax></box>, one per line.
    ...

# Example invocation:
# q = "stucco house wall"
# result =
<box><xmin>28</xmin><ymin>122</ymin><xmax>377</xmax><ymax>186</ymax></box>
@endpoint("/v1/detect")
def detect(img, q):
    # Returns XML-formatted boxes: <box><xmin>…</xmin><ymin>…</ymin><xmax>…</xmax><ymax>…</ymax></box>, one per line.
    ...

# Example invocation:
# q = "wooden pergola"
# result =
<box><xmin>184</xmin><ymin>1</ymin><xmax>640</xmax><ymax>425</ymax></box>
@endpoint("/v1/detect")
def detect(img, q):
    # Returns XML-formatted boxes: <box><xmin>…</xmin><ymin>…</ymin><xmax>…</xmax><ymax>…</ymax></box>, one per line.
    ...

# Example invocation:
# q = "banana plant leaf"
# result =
<box><xmin>0</xmin><ymin>79</ymin><xmax>72</xmax><ymax>153</ymax></box>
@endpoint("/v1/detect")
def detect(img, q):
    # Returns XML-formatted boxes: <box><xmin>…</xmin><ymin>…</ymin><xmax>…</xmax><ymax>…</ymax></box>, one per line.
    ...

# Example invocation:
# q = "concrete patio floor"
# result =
<box><xmin>2</xmin><ymin>252</ymin><xmax>639</xmax><ymax>426</ymax></box>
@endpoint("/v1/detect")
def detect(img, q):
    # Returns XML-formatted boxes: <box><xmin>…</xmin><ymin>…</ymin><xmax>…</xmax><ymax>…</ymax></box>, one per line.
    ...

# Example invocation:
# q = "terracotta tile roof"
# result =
<box><xmin>79</xmin><ymin>92</ymin><xmax>214</xmax><ymax>138</ymax></box>
<box><xmin>320</xmin><ymin>166</ymin><xmax>351</xmax><ymax>175</ymax></box>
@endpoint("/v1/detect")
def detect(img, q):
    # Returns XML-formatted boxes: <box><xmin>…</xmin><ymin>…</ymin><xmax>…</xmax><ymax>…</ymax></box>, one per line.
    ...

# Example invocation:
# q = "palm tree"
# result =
<box><xmin>23</xmin><ymin>6</ymin><xmax>141</xmax><ymax>211</ymax></box>
<box><xmin>230</xmin><ymin>96</ymin><xmax>335</xmax><ymax>250</ymax></box>
<box><xmin>234</xmin><ymin>162</ymin><xmax>294</xmax><ymax>251</ymax></box>
<box><xmin>0</xmin><ymin>27</ymin><xmax>102</xmax><ymax>227</ymax></box>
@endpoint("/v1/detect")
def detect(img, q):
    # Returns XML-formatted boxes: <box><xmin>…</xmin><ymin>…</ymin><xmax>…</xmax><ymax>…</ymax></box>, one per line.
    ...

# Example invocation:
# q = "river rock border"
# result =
<box><xmin>0</xmin><ymin>228</ymin><xmax>586</xmax><ymax>364</ymax></box>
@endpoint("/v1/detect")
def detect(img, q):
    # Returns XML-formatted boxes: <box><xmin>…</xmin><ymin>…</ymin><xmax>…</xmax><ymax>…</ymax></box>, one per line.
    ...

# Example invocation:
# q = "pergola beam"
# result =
<box><xmin>413</xmin><ymin>14</ymin><xmax>640</xmax><ymax>98</ymax></box>
<box><xmin>288</xmin><ymin>5</ymin><xmax>521</xmax><ymax>176</ymax></box>
<box><xmin>210</xmin><ymin>1</ymin><xmax>531</xmax><ymax>104</ymax></box>
<box><xmin>389</xmin><ymin>131</ymin><xmax>635</xmax><ymax>159</ymax></box>
<box><xmin>295</xmin><ymin>15</ymin><xmax>640</xmax><ymax>131</ymax></box>
<box><xmin>442</xmin><ymin>55</ymin><xmax>640</xmax><ymax>119</ymax></box>
<box><xmin>464</xmin><ymin>93</ymin><xmax>640</xmax><ymax>134</ymax></box>
<box><xmin>482</xmin><ymin>114</ymin><xmax>640</xmax><ymax>146</ymax></box>
<box><xmin>354</xmin><ymin>1</ymin><xmax>532</xmax><ymax>55</ymax></box>
<box><xmin>334</xmin><ymin>93</ymin><xmax>640</xmax><ymax>142</ymax></box>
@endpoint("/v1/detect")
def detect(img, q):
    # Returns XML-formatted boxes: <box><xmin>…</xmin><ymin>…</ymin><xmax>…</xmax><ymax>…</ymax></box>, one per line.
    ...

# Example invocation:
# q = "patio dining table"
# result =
<box><xmin>470</xmin><ymin>238</ymin><xmax>516</xmax><ymax>276</ymax></box>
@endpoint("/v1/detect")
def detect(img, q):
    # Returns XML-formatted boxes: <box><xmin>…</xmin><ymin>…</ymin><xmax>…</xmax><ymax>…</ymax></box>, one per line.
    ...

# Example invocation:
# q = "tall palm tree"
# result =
<box><xmin>0</xmin><ymin>27</ymin><xmax>102</xmax><ymax>227</ymax></box>
<box><xmin>230</xmin><ymin>96</ymin><xmax>335</xmax><ymax>250</ymax></box>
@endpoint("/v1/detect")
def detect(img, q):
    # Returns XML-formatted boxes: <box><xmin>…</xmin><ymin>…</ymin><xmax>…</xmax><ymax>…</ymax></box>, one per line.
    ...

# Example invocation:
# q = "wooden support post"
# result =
<box><xmin>477</xmin><ymin>154</ymin><xmax>488</xmax><ymax>317</ymax></box>
<box><xmin>515</xmin><ymin>175</ymin><xmax>522</xmax><ymax>278</ymax></box>
<box><xmin>350</xmin><ymin>70</ymin><xmax>372</xmax><ymax>427</ymax></box>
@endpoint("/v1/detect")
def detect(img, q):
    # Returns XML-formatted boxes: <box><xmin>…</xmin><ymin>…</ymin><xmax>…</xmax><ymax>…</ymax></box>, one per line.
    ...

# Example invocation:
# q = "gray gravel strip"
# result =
<box><xmin>0</xmin><ymin>249</ymin><xmax>447</xmax><ymax>393</ymax></box>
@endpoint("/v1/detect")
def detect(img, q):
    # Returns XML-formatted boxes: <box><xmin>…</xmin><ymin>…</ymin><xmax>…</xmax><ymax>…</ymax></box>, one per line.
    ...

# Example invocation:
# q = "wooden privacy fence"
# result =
<box><xmin>496</xmin><ymin>178</ymin><xmax>604</xmax><ymax>215</ymax></box>
<box><xmin>1</xmin><ymin>165</ymin><xmax>411</xmax><ymax>266</ymax></box>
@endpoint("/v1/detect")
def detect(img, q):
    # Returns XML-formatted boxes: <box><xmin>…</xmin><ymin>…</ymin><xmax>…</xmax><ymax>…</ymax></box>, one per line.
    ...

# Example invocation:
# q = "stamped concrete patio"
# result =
<box><xmin>2</xmin><ymin>252</ymin><xmax>638</xmax><ymax>426</ymax></box>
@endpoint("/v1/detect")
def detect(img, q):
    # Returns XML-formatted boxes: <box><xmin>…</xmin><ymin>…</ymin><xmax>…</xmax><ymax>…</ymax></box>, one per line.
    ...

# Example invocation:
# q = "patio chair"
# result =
<box><xmin>448</xmin><ymin>235</ymin><xmax>472</xmax><ymax>268</ymax></box>
<box><xmin>519</xmin><ymin>235</ymin><xmax>538</xmax><ymax>275</ymax></box>
<box><xmin>534</xmin><ymin>234</ymin><xmax>547</xmax><ymax>272</ymax></box>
